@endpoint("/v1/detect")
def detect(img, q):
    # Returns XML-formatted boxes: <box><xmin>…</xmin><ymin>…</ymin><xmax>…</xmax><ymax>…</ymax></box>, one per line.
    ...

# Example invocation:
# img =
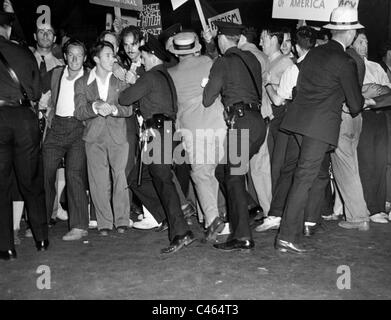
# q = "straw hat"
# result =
<box><xmin>323</xmin><ymin>5</ymin><xmax>364</xmax><ymax>30</ymax></box>
<box><xmin>168</xmin><ymin>32</ymin><xmax>201</xmax><ymax>55</ymax></box>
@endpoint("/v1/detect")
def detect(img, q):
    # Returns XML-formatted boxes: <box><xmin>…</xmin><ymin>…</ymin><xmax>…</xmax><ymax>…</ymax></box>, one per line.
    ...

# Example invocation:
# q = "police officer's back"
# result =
<box><xmin>0</xmin><ymin>11</ymin><xmax>48</xmax><ymax>261</ymax></box>
<box><xmin>202</xmin><ymin>21</ymin><xmax>266</xmax><ymax>252</ymax></box>
<box><xmin>203</xmin><ymin>46</ymin><xmax>262</xmax><ymax>108</ymax></box>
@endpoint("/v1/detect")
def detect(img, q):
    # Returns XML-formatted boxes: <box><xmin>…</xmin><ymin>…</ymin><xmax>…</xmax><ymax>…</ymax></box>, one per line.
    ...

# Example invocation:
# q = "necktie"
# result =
<box><xmin>39</xmin><ymin>55</ymin><xmax>47</xmax><ymax>78</ymax></box>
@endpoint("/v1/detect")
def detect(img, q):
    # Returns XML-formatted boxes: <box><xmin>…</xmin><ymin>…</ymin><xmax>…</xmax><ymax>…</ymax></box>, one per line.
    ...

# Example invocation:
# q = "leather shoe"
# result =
<box><xmin>0</xmin><ymin>249</ymin><xmax>17</xmax><ymax>261</ymax></box>
<box><xmin>160</xmin><ymin>231</ymin><xmax>196</xmax><ymax>255</ymax></box>
<box><xmin>249</xmin><ymin>206</ymin><xmax>263</xmax><ymax>220</ymax></box>
<box><xmin>303</xmin><ymin>224</ymin><xmax>326</xmax><ymax>237</ymax></box>
<box><xmin>213</xmin><ymin>239</ymin><xmax>254</xmax><ymax>252</ymax></box>
<box><xmin>35</xmin><ymin>239</ymin><xmax>49</xmax><ymax>252</ymax></box>
<box><xmin>274</xmin><ymin>239</ymin><xmax>310</xmax><ymax>254</ymax></box>
<box><xmin>155</xmin><ymin>220</ymin><xmax>169</xmax><ymax>232</ymax></box>
<box><xmin>338</xmin><ymin>220</ymin><xmax>370</xmax><ymax>231</ymax></box>
<box><xmin>205</xmin><ymin>217</ymin><xmax>225</xmax><ymax>242</ymax></box>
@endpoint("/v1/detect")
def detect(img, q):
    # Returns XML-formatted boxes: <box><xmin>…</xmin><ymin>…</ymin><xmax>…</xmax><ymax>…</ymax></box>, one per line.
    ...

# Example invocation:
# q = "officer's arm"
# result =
<box><xmin>340</xmin><ymin>58</ymin><xmax>364</xmax><ymax>117</ymax></box>
<box><xmin>73</xmin><ymin>77</ymin><xmax>99</xmax><ymax>121</ymax></box>
<box><xmin>203</xmin><ymin>59</ymin><xmax>224</xmax><ymax>108</ymax></box>
<box><xmin>118</xmin><ymin>73</ymin><xmax>151</xmax><ymax>106</ymax></box>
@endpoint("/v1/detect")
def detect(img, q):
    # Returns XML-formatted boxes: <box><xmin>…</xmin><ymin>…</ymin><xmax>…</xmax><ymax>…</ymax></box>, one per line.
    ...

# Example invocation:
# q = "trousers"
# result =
<box><xmin>278</xmin><ymin>134</ymin><xmax>330</xmax><ymax>243</ymax></box>
<box><xmin>43</xmin><ymin>116</ymin><xmax>89</xmax><ymax>230</ymax></box>
<box><xmin>215</xmin><ymin>109</ymin><xmax>266</xmax><ymax>240</ymax></box>
<box><xmin>0</xmin><ymin>106</ymin><xmax>47</xmax><ymax>250</ymax></box>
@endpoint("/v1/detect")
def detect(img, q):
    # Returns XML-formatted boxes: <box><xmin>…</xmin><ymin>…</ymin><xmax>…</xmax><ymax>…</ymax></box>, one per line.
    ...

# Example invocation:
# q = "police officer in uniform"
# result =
<box><xmin>0</xmin><ymin>11</ymin><xmax>49</xmax><ymax>260</ymax></box>
<box><xmin>203</xmin><ymin>21</ymin><xmax>266</xmax><ymax>251</ymax></box>
<box><xmin>119</xmin><ymin>34</ymin><xmax>195</xmax><ymax>255</ymax></box>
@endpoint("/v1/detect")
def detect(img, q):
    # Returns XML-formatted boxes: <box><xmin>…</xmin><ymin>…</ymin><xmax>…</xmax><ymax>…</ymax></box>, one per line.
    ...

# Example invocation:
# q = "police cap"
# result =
<box><xmin>139</xmin><ymin>33</ymin><xmax>171</xmax><ymax>62</ymax></box>
<box><xmin>215</xmin><ymin>21</ymin><xmax>245</xmax><ymax>36</ymax></box>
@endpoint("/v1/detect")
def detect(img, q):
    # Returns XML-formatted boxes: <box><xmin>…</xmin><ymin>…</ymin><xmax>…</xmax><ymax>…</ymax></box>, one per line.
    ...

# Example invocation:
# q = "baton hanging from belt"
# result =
<box><xmin>136</xmin><ymin>111</ymin><xmax>145</xmax><ymax>187</ymax></box>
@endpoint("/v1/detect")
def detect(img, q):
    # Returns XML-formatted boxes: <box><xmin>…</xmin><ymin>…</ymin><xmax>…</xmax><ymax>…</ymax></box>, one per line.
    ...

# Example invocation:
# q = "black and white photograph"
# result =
<box><xmin>0</xmin><ymin>0</ymin><xmax>390</xmax><ymax>304</ymax></box>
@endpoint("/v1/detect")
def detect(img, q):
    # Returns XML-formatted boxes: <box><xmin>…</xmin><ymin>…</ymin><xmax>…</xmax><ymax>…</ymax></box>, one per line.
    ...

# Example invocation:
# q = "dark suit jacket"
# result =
<box><xmin>74</xmin><ymin>71</ymin><xmax>132</xmax><ymax>145</ymax></box>
<box><xmin>281</xmin><ymin>40</ymin><xmax>364</xmax><ymax>147</ymax></box>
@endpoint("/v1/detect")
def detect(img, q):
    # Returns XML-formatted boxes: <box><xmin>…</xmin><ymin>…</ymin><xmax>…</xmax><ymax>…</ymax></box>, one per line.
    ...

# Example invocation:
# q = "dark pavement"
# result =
<box><xmin>1</xmin><ymin>217</ymin><xmax>390</xmax><ymax>300</ymax></box>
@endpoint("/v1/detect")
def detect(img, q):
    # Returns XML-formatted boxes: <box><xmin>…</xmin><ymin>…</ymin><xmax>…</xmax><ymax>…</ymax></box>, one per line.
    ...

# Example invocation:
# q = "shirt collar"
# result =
<box><xmin>63</xmin><ymin>66</ymin><xmax>84</xmax><ymax>80</ymax></box>
<box><xmin>36</xmin><ymin>50</ymin><xmax>54</xmax><ymax>59</ymax></box>
<box><xmin>297</xmin><ymin>51</ymin><xmax>308</xmax><ymax>63</ymax></box>
<box><xmin>87</xmin><ymin>67</ymin><xmax>112</xmax><ymax>85</ymax></box>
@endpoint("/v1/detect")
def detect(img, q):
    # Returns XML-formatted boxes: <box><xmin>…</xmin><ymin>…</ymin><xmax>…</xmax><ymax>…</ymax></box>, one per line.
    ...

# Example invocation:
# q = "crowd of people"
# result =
<box><xmin>1</xmin><ymin>3</ymin><xmax>391</xmax><ymax>261</ymax></box>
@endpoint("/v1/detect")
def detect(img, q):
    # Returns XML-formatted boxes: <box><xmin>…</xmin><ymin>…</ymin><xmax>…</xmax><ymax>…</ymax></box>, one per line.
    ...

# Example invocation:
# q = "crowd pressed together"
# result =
<box><xmin>1</xmin><ymin>4</ymin><xmax>391</xmax><ymax>261</ymax></box>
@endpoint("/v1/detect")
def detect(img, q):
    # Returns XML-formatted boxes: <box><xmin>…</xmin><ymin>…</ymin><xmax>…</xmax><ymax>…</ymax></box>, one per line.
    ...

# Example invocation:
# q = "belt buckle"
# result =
<box><xmin>237</xmin><ymin>106</ymin><xmax>244</xmax><ymax>118</ymax></box>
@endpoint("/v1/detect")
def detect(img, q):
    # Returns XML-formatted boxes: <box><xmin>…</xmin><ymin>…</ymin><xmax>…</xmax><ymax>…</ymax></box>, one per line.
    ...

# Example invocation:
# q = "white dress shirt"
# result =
<box><xmin>277</xmin><ymin>53</ymin><xmax>308</xmax><ymax>100</ymax></box>
<box><xmin>363</xmin><ymin>58</ymin><xmax>391</xmax><ymax>88</ymax></box>
<box><xmin>56</xmin><ymin>67</ymin><xmax>84</xmax><ymax>117</ymax></box>
<box><xmin>88</xmin><ymin>67</ymin><xmax>117</xmax><ymax>115</ymax></box>
<box><xmin>88</xmin><ymin>67</ymin><xmax>113</xmax><ymax>101</ymax></box>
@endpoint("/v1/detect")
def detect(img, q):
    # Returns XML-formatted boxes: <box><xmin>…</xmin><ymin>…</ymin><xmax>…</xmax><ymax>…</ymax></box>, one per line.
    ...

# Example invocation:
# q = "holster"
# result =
<box><xmin>223</xmin><ymin>102</ymin><xmax>261</xmax><ymax>129</ymax></box>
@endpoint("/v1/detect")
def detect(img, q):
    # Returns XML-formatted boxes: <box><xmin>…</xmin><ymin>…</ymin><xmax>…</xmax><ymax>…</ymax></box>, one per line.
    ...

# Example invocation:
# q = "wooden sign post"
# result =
<box><xmin>114</xmin><ymin>6</ymin><xmax>121</xmax><ymax>18</ymax></box>
<box><xmin>194</xmin><ymin>0</ymin><xmax>208</xmax><ymax>32</ymax></box>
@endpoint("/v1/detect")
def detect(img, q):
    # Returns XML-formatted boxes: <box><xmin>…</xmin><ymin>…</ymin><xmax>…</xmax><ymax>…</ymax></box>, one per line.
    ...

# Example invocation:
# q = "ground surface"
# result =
<box><xmin>1</xmin><ymin>217</ymin><xmax>390</xmax><ymax>300</ymax></box>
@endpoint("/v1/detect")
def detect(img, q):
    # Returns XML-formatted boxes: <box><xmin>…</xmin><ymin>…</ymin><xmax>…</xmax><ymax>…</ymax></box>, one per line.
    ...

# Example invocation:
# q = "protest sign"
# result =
<box><xmin>338</xmin><ymin>0</ymin><xmax>359</xmax><ymax>9</ymax></box>
<box><xmin>171</xmin><ymin>0</ymin><xmax>208</xmax><ymax>32</ymax></box>
<box><xmin>171</xmin><ymin>0</ymin><xmax>189</xmax><ymax>11</ymax></box>
<box><xmin>139</xmin><ymin>3</ymin><xmax>162</xmax><ymax>36</ymax></box>
<box><xmin>272</xmin><ymin>0</ymin><xmax>359</xmax><ymax>22</ymax></box>
<box><xmin>121</xmin><ymin>15</ymin><xmax>139</xmax><ymax>27</ymax></box>
<box><xmin>89</xmin><ymin>0</ymin><xmax>143</xmax><ymax>12</ymax></box>
<box><xmin>208</xmin><ymin>8</ymin><xmax>242</xmax><ymax>32</ymax></box>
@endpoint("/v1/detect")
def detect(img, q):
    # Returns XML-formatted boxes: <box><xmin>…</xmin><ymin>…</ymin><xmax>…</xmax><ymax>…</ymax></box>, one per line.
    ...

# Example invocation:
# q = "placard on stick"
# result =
<box><xmin>272</xmin><ymin>0</ymin><xmax>360</xmax><ymax>22</ymax></box>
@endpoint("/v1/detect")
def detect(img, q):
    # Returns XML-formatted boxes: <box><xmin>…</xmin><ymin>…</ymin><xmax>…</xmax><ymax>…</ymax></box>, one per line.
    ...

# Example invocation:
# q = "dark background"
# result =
<box><xmin>6</xmin><ymin>0</ymin><xmax>391</xmax><ymax>61</ymax></box>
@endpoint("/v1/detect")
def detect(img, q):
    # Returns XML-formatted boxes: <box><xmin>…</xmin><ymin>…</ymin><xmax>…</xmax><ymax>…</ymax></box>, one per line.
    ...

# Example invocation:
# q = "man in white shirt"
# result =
<box><xmin>257</xmin><ymin>26</ymin><xmax>321</xmax><ymax>233</ymax></box>
<box><xmin>238</xmin><ymin>27</ymin><xmax>271</xmax><ymax>217</ymax></box>
<box><xmin>352</xmin><ymin>32</ymin><xmax>391</xmax><ymax>88</ymax></box>
<box><xmin>74</xmin><ymin>41</ymin><xmax>133</xmax><ymax>236</ymax></box>
<box><xmin>42</xmin><ymin>39</ymin><xmax>90</xmax><ymax>241</ymax></box>
<box><xmin>259</xmin><ymin>26</ymin><xmax>294</xmax><ymax>182</ymax></box>
<box><xmin>254</xmin><ymin>26</ymin><xmax>294</xmax><ymax>229</ymax></box>
<box><xmin>281</xmin><ymin>27</ymin><xmax>296</xmax><ymax>62</ymax></box>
